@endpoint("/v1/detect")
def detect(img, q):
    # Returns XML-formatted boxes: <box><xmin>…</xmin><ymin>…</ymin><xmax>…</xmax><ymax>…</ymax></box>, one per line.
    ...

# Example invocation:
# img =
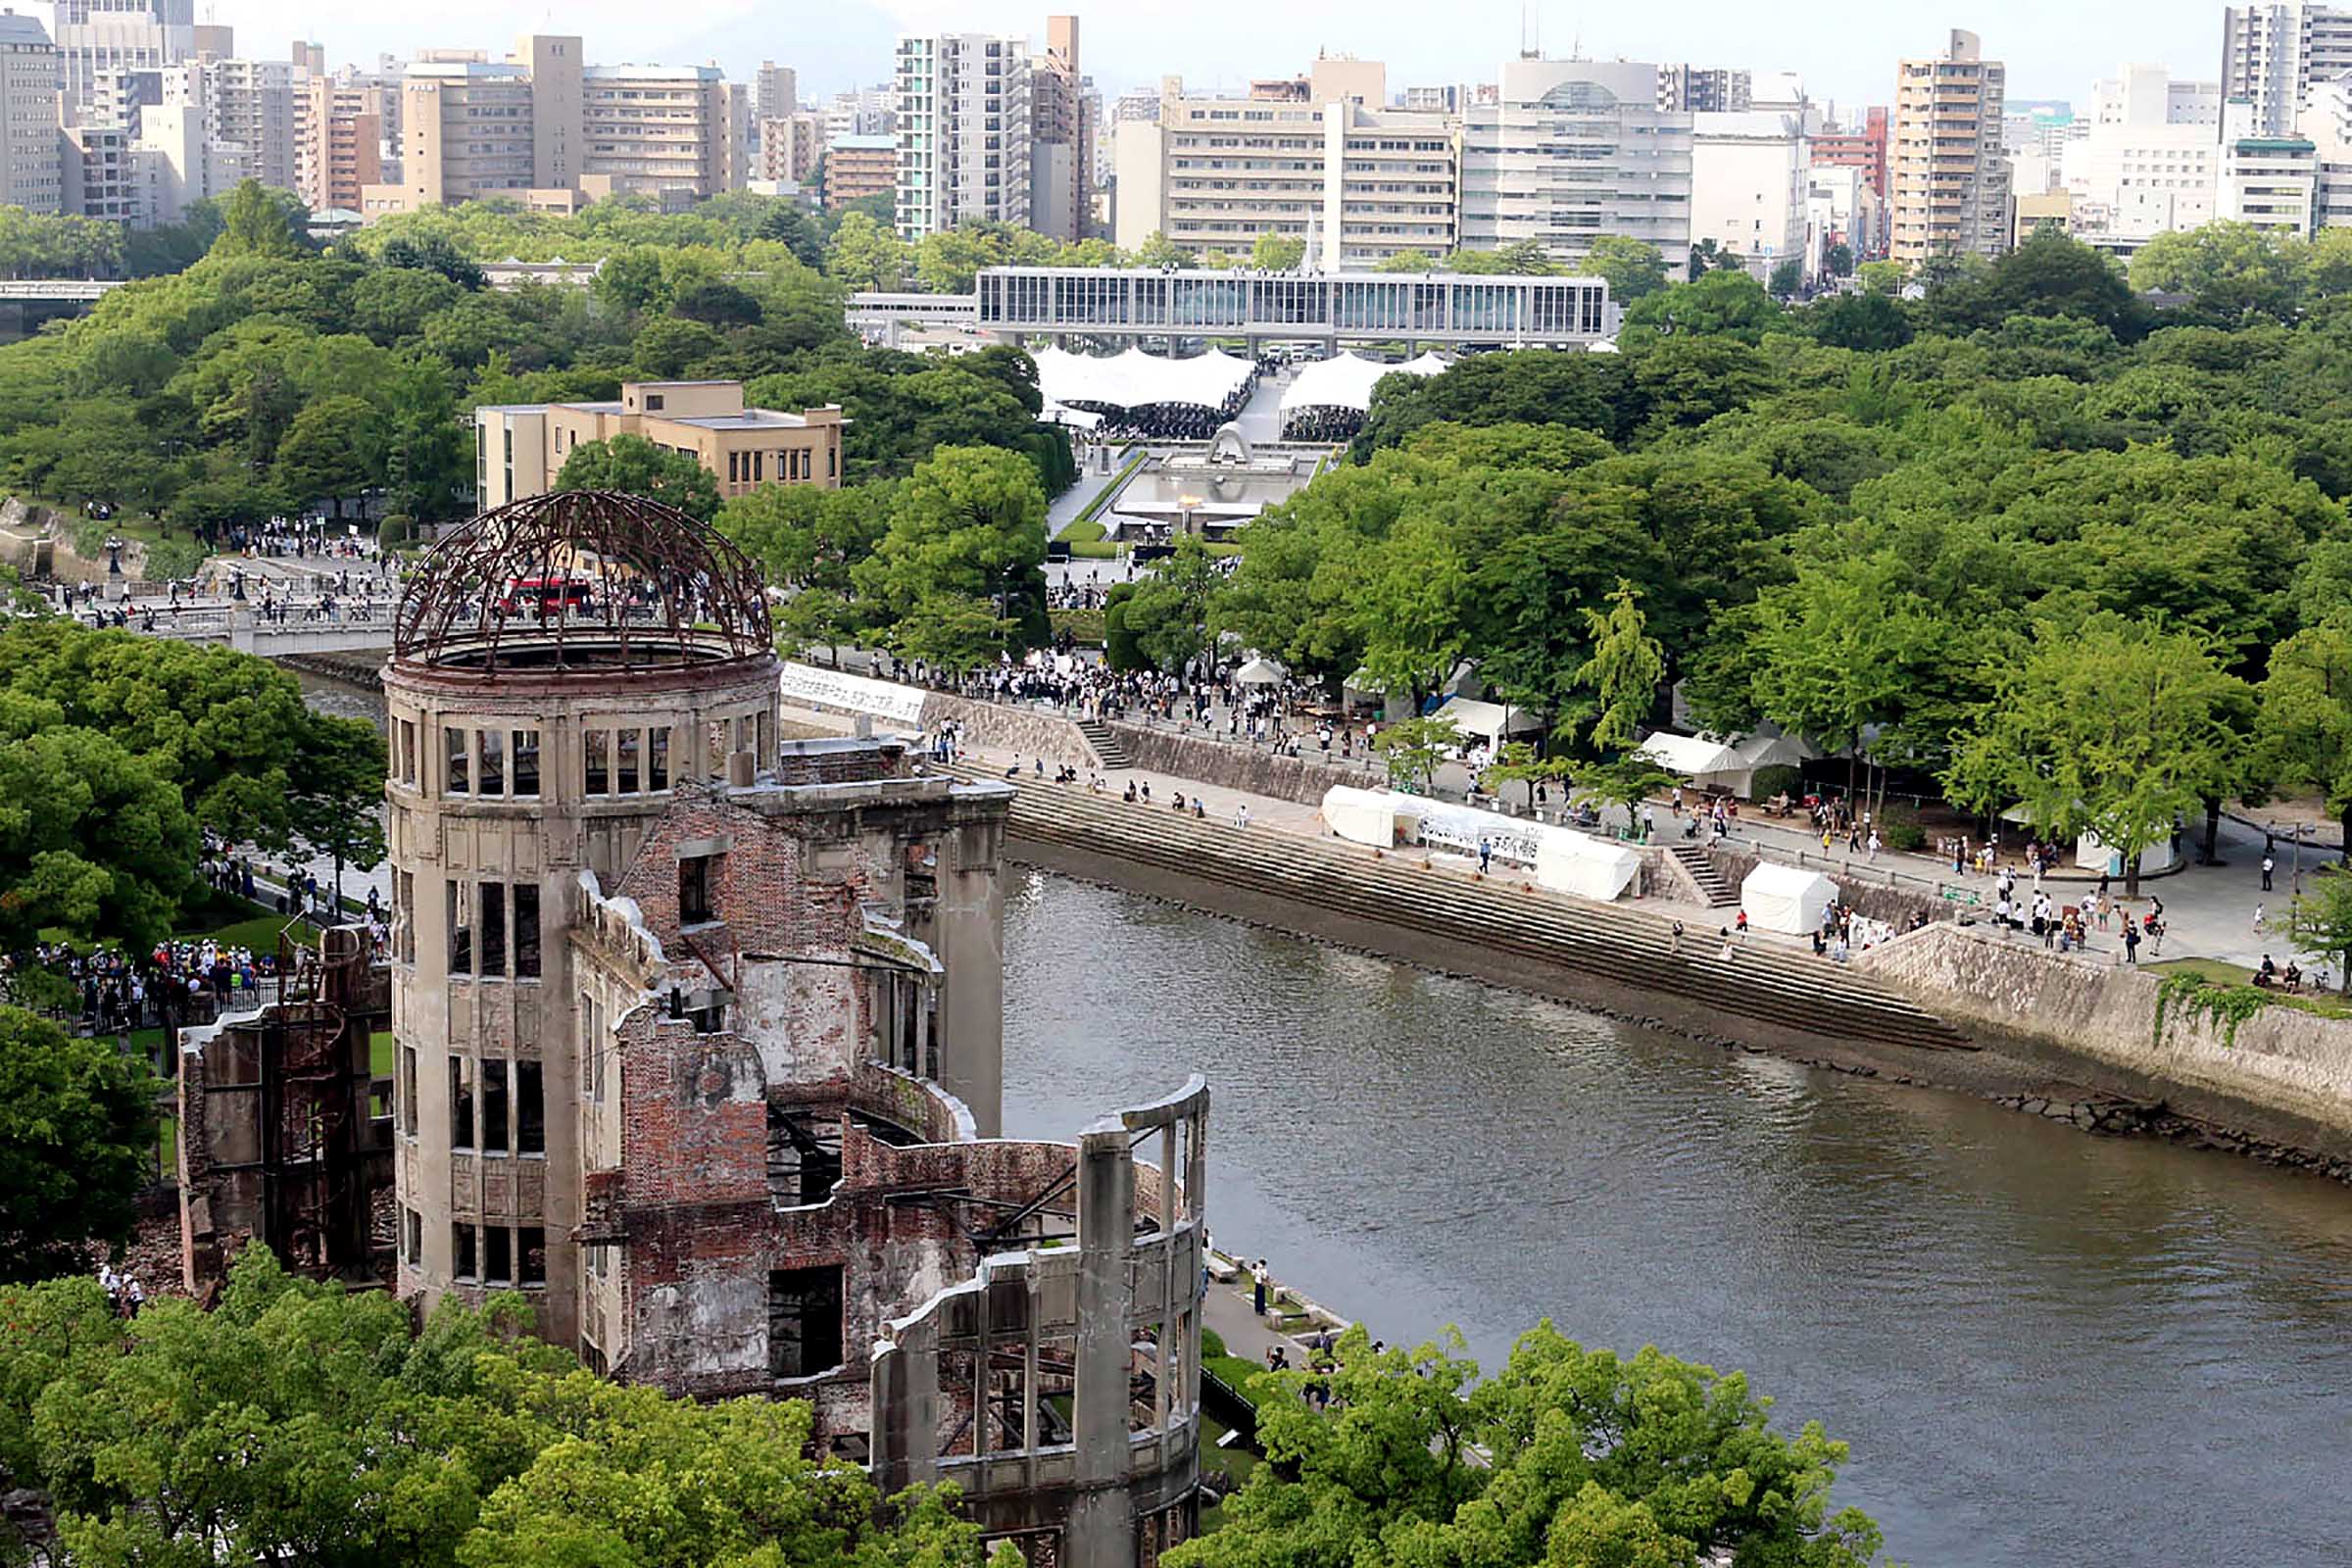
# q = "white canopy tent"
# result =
<box><xmin>1234</xmin><ymin>656</ymin><xmax>1289</xmax><ymax>685</ymax></box>
<box><xmin>1637</xmin><ymin>730</ymin><xmax>1743</xmax><ymax>780</ymax></box>
<box><xmin>1537</xmin><ymin>831</ymin><xmax>1643</xmax><ymax>901</ymax></box>
<box><xmin>1034</xmin><ymin>345</ymin><xmax>1254</xmax><ymax>413</ymax></box>
<box><xmin>1432</xmin><ymin>696</ymin><xmax>1545</xmax><ymax>746</ymax></box>
<box><xmin>1322</xmin><ymin>785</ymin><xmax>1406</xmax><ymax>849</ymax></box>
<box><xmin>1278</xmin><ymin>352</ymin><xmax>1444</xmax><ymax>417</ymax></box>
<box><xmin>1740</xmin><ymin>862</ymin><xmax>1838</xmax><ymax>935</ymax></box>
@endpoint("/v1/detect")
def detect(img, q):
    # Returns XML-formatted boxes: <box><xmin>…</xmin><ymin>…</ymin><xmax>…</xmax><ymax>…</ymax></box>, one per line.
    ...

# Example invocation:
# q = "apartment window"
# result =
<box><xmin>649</xmin><ymin>726</ymin><xmax>670</xmax><ymax>790</ymax></box>
<box><xmin>584</xmin><ymin>727</ymin><xmax>610</xmax><ymax>794</ymax></box>
<box><xmin>519</xmin><ymin>1226</ymin><xmax>546</xmax><ymax>1286</ymax></box>
<box><xmin>484</xmin><ymin>1225</ymin><xmax>512</xmax><ymax>1286</ymax></box>
<box><xmin>454</xmin><ymin>1222</ymin><xmax>477</xmax><ymax>1281</ymax></box>
<box><xmin>450</xmin><ymin>1056</ymin><xmax>475</xmax><ymax>1149</ymax></box>
<box><xmin>514</xmin><ymin>884</ymin><xmax>540</xmax><ymax>979</ymax></box>
<box><xmin>447</xmin><ymin>880</ymin><xmax>472</xmax><ymax>974</ymax></box>
<box><xmin>513</xmin><ymin>730</ymin><xmax>540</xmax><ymax>796</ymax></box>
<box><xmin>400</xmin><ymin>1045</ymin><xmax>417</xmax><ymax>1135</ymax></box>
<box><xmin>445</xmin><ymin>726</ymin><xmax>469</xmax><ymax>793</ymax></box>
<box><xmin>680</xmin><ymin>853</ymin><xmax>716</xmax><ymax>925</ymax></box>
<box><xmin>516</xmin><ymin>1061</ymin><xmax>545</xmax><ymax>1153</ymax></box>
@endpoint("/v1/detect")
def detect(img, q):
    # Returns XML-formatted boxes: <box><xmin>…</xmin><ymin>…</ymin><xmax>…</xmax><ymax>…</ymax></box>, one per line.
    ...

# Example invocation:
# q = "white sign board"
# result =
<box><xmin>779</xmin><ymin>662</ymin><xmax>928</xmax><ymax>726</ymax></box>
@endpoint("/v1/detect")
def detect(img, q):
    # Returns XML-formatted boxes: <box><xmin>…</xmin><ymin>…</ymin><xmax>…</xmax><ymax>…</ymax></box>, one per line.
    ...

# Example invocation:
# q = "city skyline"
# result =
<box><xmin>103</xmin><ymin>0</ymin><xmax>2225</xmax><ymax>111</ymax></box>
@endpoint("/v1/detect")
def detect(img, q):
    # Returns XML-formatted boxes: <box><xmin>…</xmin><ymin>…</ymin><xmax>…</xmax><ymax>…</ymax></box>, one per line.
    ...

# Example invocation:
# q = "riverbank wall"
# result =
<box><xmin>1855</xmin><ymin>925</ymin><xmax>2352</xmax><ymax>1171</ymax></box>
<box><xmin>1105</xmin><ymin>722</ymin><xmax>1382</xmax><ymax>806</ymax></box>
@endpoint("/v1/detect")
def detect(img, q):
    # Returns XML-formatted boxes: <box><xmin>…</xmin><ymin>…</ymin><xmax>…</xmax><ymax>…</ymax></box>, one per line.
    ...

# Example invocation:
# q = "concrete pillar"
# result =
<box><xmin>870</xmin><ymin>1315</ymin><xmax>941</xmax><ymax>1491</ymax></box>
<box><xmin>1067</xmin><ymin>1128</ymin><xmax>1135</xmax><ymax>1565</ymax></box>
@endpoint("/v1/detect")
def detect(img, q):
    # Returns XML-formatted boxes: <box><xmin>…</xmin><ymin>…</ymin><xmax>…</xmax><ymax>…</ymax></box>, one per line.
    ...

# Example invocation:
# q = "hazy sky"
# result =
<box><xmin>162</xmin><ymin>0</ymin><xmax>2223</xmax><ymax>112</ymax></box>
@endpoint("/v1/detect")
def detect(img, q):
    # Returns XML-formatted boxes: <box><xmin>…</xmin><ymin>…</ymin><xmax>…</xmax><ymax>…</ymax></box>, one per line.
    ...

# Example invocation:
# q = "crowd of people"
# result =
<box><xmin>1063</xmin><ymin>358</ymin><xmax>1266</xmax><ymax>442</ymax></box>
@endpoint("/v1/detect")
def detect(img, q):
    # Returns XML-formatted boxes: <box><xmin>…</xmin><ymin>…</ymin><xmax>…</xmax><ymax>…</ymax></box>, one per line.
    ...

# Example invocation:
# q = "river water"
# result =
<box><xmin>1001</xmin><ymin>870</ymin><xmax>2352</xmax><ymax>1568</ymax></box>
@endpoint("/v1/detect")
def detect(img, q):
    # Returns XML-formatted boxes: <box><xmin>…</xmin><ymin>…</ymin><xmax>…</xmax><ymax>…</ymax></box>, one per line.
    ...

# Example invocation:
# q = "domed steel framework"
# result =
<box><xmin>393</xmin><ymin>490</ymin><xmax>772</xmax><ymax>671</ymax></box>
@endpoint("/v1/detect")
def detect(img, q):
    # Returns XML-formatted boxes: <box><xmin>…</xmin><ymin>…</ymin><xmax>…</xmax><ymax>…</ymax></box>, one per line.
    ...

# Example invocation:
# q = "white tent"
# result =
<box><xmin>1032</xmin><ymin>346</ymin><xmax>1254</xmax><ymax>413</ymax></box>
<box><xmin>1278</xmin><ymin>352</ymin><xmax>1443</xmax><ymax>417</ymax></box>
<box><xmin>1536</xmin><ymin>831</ymin><xmax>1642</xmax><ymax>901</ymax></box>
<box><xmin>1234</xmin><ymin>656</ymin><xmax>1288</xmax><ymax>685</ymax></box>
<box><xmin>1637</xmin><ymin>730</ymin><xmax>1742</xmax><ymax>780</ymax></box>
<box><xmin>1740</xmin><ymin>862</ymin><xmax>1838</xmax><ymax>935</ymax></box>
<box><xmin>1322</xmin><ymin>785</ymin><xmax>1405</xmax><ymax>849</ymax></box>
<box><xmin>1432</xmin><ymin>696</ymin><xmax>1544</xmax><ymax>746</ymax></box>
<box><xmin>1999</xmin><ymin>805</ymin><xmax>2183</xmax><ymax>876</ymax></box>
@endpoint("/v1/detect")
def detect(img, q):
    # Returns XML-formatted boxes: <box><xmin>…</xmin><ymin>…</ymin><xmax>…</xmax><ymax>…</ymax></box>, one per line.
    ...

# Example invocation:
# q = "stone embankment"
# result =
<box><xmin>1857</xmin><ymin>923</ymin><xmax>2352</xmax><ymax>1172</ymax></box>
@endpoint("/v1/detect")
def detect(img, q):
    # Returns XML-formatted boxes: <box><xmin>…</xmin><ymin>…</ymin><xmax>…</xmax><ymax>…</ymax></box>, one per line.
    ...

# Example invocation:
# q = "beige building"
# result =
<box><xmin>474</xmin><ymin>381</ymin><xmax>846</xmax><ymax>514</ymax></box>
<box><xmin>363</xmin><ymin>35</ymin><xmax>741</xmax><ymax>220</ymax></box>
<box><xmin>297</xmin><ymin>78</ymin><xmax>384</xmax><ymax>212</ymax></box>
<box><xmin>760</xmin><ymin>110</ymin><xmax>825</xmax><ymax>184</ymax></box>
<box><xmin>823</xmin><ymin>132</ymin><xmax>895</xmax><ymax>208</ymax></box>
<box><xmin>1115</xmin><ymin>61</ymin><xmax>1458</xmax><ymax>268</ymax></box>
<box><xmin>1029</xmin><ymin>15</ymin><xmax>1092</xmax><ymax>240</ymax></box>
<box><xmin>1889</xmin><ymin>28</ymin><xmax>2012</xmax><ymax>263</ymax></box>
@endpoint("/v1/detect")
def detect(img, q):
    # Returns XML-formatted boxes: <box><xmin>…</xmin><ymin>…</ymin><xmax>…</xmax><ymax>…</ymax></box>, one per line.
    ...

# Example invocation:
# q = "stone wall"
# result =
<box><xmin>1107</xmin><ymin>722</ymin><xmax>1383</xmax><ymax>805</ymax></box>
<box><xmin>919</xmin><ymin>692</ymin><xmax>1101</xmax><ymax>771</ymax></box>
<box><xmin>1855</xmin><ymin>924</ymin><xmax>2352</xmax><ymax>1154</ymax></box>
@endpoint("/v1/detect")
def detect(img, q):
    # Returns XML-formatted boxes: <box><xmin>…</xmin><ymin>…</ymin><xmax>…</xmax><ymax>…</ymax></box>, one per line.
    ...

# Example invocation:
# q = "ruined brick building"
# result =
<box><xmin>367</xmin><ymin>491</ymin><xmax>1208</xmax><ymax>1565</ymax></box>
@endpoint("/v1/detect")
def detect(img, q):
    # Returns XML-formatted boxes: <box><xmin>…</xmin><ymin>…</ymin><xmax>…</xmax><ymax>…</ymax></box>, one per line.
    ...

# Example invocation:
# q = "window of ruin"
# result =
<box><xmin>485</xmin><ymin>1225</ymin><xmax>512</xmax><ymax>1286</ymax></box>
<box><xmin>514</xmin><ymin>885</ymin><xmax>541</xmax><ymax>979</ymax></box>
<box><xmin>519</xmin><ymin>1227</ymin><xmax>546</xmax><ymax>1286</ymax></box>
<box><xmin>398</xmin><ymin>719</ymin><xmax>416</xmax><ymax>785</ymax></box>
<box><xmin>616</xmin><ymin>727</ymin><xmax>641</xmax><ymax>794</ymax></box>
<box><xmin>689</xmin><ymin>996</ymin><xmax>728</xmax><ymax>1035</ymax></box>
<box><xmin>757</xmin><ymin>710</ymin><xmax>772</xmax><ymax>764</ymax></box>
<box><xmin>450</xmin><ymin>1056</ymin><xmax>475</xmax><ymax>1149</ymax></box>
<box><xmin>482</xmin><ymin>1058</ymin><xmax>510</xmax><ymax>1152</ymax></box>
<box><xmin>584</xmin><ymin>727</ymin><xmax>610</xmax><ymax>794</ymax></box>
<box><xmin>403</xmin><ymin>1207</ymin><xmax>420</xmax><ymax>1265</ymax></box>
<box><xmin>679</xmin><ymin>853</ymin><xmax>717</xmax><ymax>926</ymax></box>
<box><xmin>446</xmin><ymin>725</ymin><xmax>469</xmax><ymax>794</ymax></box>
<box><xmin>767</xmin><ymin>1105</ymin><xmax>843</xmax><ymax>1206</ymax></box>
<box><xmin>649</xmin><ymin>726</ymin><xmax>670</xmax><ymax>790</ymax></box>
<box><xmin>516</xmin><ymin>1061</ymin><xmax>544</xmax><ymax>1153</ymax></box>
<box><xmin>512</xmin><ymin>729</ymin><xmax>540</xmax><ymax>796</ymax></box>
<box><xmin>768</xmin><ymin>1265</ymin><xmax>845</xmax><ymax>1379</ymax></box>
<box><xmin>478</xmin><ymin>728</ymin><xmax>505</xmax><ymax>797</ymax></box>
<box><xmin>453</xmin><ymin>1222</ymin><xmax>477</xmax><ymax>1281</ymax></box>
<box><xmin>447</xmin><ymin>879</ymin><xmax>472</xmax><ymax>975</ymax></box>
<box><xmin>584</xmin><ymin>994</ymin><xmax>606</xmax><ymax>1103</ymax></box>
<box><xmin>400</xmin><ymin>1045</ymin><xmax>417</xmax><ymax>1136</ymax></box>
<box><xmin>480</xmin><ymin>883</ymin><xmax>508</xmax><ymax>978</ymax></box>
<box><xmin>397</xmin><ymin>872</ymin><xmax>415</xmax><ymax>964</ymax></box>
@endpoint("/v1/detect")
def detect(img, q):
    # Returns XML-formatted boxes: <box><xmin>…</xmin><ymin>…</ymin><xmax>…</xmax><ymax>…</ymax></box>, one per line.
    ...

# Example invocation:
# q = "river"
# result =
<box><xmin>1000</xmin><ymin>869</ymin><xmax>2352</xmax><ymax>1568</ymax></box>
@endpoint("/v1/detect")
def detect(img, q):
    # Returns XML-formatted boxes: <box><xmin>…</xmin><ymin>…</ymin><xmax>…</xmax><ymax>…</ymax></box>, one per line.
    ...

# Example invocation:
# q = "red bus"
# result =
<box><xmin>499</xmin><ymin>576</ymin><xmax>592</xmax><ymax>614</ymax></box>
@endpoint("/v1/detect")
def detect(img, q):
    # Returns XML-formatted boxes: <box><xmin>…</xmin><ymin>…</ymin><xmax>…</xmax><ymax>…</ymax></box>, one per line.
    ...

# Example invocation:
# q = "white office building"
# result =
<box><xmin>2061</xmin><ymin>66</ymin><xmax>2223</xmax><ymax>241</ymax></box>
<box><xmin>893</xmin><ymin>32</ymin><xmax>1031</xmax><ymax>240</ymax></box>
<box><xmin>50</xmin><ymin>0</ymin><xmax>193</xmax><ymax>119</ymax></box>
<box><xmin>1690</xmin><ymin>109</ymin><xmax>1811</xmax><ymax>277</ymax></box>
<box><xmin>163</xmin><ymin>54</ymin><xmax>295</xmax><ymax>192</ymax></box>
<box><xmin>1459</xmin><ymin>57</ymin><xmax>1694</xmax><ymax>268</ymax></box>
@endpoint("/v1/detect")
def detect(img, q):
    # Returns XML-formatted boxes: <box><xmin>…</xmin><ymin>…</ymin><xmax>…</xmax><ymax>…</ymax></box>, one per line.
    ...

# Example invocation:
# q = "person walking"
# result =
<box><xmin>2124</xmin><ymin>919</ymin><xmax>2141</xmax><ymax>963</ymax></box>
<box><xmin>2253</xmin><ymin>902</ymin><xmax>2266</xmax><ymax>935</ymax></box>
<box><xmin>1478</xmin><ymin>837</ymin><xmax>1493</xmax><ymax>874</ymax></box>
<box><xmin>1252</xmin><ymin>1259</ymin><xmax>1269</xmax><ymax>1317</ymax></box>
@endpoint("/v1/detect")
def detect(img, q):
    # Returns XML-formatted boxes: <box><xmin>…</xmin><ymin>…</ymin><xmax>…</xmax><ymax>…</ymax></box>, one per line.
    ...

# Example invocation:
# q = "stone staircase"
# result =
<box><xmin>1669</xmin><ymin>844</ymin><xmax>1740</xmax><ymax>907</ymax></box>
<box><xmin>951</xmin><ymin>766</ymin><xmax>1977</xmax><ymax>1057</ymax></box>
<box><xmin>1074</xmin><ymin>716</ymin><xmax>1131</xmax><ymax>769</ymax></box>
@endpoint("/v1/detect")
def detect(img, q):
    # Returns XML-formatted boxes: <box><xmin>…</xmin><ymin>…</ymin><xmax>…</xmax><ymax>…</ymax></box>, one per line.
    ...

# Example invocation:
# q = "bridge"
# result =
<box><xmin>138</xmin><ymin>606</ymin><xmax>397</xmax><ymax>656</ymax></box>
<box><xmin>0</xmin><ymin>278</ymin><xmax>127</xmax><ymax>302</ymax></box>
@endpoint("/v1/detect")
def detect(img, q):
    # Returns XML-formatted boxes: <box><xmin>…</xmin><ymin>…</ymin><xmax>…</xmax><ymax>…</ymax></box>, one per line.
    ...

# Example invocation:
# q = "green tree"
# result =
<box><xmin>1824</xmin><ymin>241</ymin><xmax>1854</xmax><ymax>277</ymax></box>
<box><xmin>1621</xmin><ymin>270</ymin><xmax>1782</xmax><ymax>345</ymax></box>
<box><xmin>1945</xmin><ymin>615</ymin><xmax>2249</xmax><ymax>894</ymax></box>
<box><xmin>1584</xmin><ymin>235</ymin><xmax>1670</xmax><ymax>302</ymax></box>
<box><xmin>554</xmin><ymin>433</ymin><xmax>722</xmax><ymax>521</ymax></box>
<box><xmin>1250</xmin><ymin>231</ymin><xmax>1307</xmax><ymax>271</ymax></box>
<box><xmin>1131</xmin><ymin>231</ymin><xmax>1196</xmax><ymax>270</ymax></box>
<box><xmin>0</xmin><ymin>711</ymin><xmax>200</xmax><ymax>952</ymax></box>
<box><xmin>886</xmin><ymin>593</ymin><xmax>1016</xmax><ymax>672</ymax></box>
<box><xmin>1482</xmin><ymin>739</ymin><xmax>1573</xmax><ymax>810</ymax></box>
<box><xmin>1855</xmin><ymin>259</ymin><xmax>1905</xmax><ymax>296</ymax></box>
<box><xmin>1354</xmin><ymin>514</ymin><xmax>1471</xmax><ymax>710</ymax></box>
<box><xmin>1374</xmin><ymin>248</ymin><xmax>1440</xmax><ymax>273</ymax></box>
<box><xmin>271</xmin><ymin>393</ymin><xmax>384</xmax><ymax>515</ymax></box>
<box><xmin>1807</xmin><ymin>290</ymin><xmax>1913</xmax><ymax>351</ymax></box>
<box><xmin>285</xmin><ymin>715</ymin><xmax>387</xmax><ymax>912</ymax></box>
<box><xmin>853</xmin><ymin>445</ymin><xmax>1049</xmax><ymax>641</ymax></box>
<box><xmin>2130</xmin><ymin>220</ymin><xmax>2303</xmax><ymax>321</ymax></box>
<box><xmin>1576</xmin><ymin>581</ymin><xmax>1664</xmax><ymax>753</ymax></box>
<box><xmin>0</xmin><ymin>1008</ymin><xmax>161</xmax><ymax>1282</ymax></box>
<box><xmin>2277</xmin><ymin>863</ymin><xmax>2352</xmax><ymax>993</ymax></box>
<box><xmin>1768</xmin><ymin>258</ymin><xmax>1805</xmax><ymax>299</ymax></box>
<box><xmin>826</xmin><ymin>211</ymin><xmax>907</xmax><ymax>292</ymax></box>
<box><xmin>1576</xmin><ymin>752</ymin><xmax>1683</xmax><ymax>841</ymax></box>
<box><xmin>1119</xmin><ymin>535</ymin><xmax>1222</xmax><ymax>672</ymax></box>
<box><xmin>212</xmin><ymin>179</ymin><xmax>301</xmax><ymax>260</ymax></box>
<box><xmin>1372</xmin><ymin>714</ymin><xmax>1465</xmax><ymax>793</ymax></box>
<box><xmin>1448</xmin><ymin>240</ymin><xmax>1559</xmax><ymax>275</ymax></box>
<box><xmin>2257</xmin><ymin>612</ymin><xmax>2352</xmax><ymax>853</ymax></box>
<box><xmin>1166</xmin><ymin>1322</ymin><xmax>1879</xmax><ymax>1568</ymax></box>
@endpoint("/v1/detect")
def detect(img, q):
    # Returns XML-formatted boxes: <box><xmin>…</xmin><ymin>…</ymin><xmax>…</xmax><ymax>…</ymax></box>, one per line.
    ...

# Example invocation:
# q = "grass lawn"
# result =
<box><xmin>1196</xmin><ymin>1410</ymin><xmax>1258</xmax><ymax>1532</ymax></box>
<box><xmin>1060</xmin><ymin>518</ymin><xmax>1105</xmax><ymax>544</ymax></box>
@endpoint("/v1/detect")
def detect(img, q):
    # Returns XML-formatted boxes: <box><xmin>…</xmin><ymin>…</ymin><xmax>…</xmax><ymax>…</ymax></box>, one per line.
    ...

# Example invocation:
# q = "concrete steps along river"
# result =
<box><xmin>953</xmin><ymin>768</ymin><xmax>1977</xmax><ymax>1057</ymax></box>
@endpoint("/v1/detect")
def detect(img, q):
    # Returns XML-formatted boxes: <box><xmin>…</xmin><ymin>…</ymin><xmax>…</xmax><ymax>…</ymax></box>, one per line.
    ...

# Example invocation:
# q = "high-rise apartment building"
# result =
<box><xmin>1113</xmin><ymin>61</ymin><xmax>1458</xmax><ymax>267</ymax></box>
<box><xmin>2222</xmin><ymin>4</ymin><xmax>2352</xmax><ymax>136</ymax></box>
<box><xmin>61</xmin><ymin>122</ymin><xmax>145</xmax><ymax>222</ymax></box>
<box><xmin>1029</xmin><ymin>15</ymin><xmax>1091</xmax><ymax>239</ymax></box>
<box><xmin>1889</xmin><ymin>29</ymin><xmax>2011</xmax><ymax>264</ymax></box>
<box><xmin>582</xmin><ymin>64</ymin><xmax>738</xmax><ymax>202</ymax></box>
<box><xmin>297</xmin><ymin>77</ymin><xmax>385</xmax><ymax>212</ymax></box>
<box><xmin>759</xmin><ymin>110</ymin><xmax>825</xmax><ymax>184</ymax></box>
<box><xmin>1459</xmin><ymin>57</ymin><xmax>1694</xmax><ymax>268</ymax></box>
<box><xmin>1660</xmin><ymin>65</ymin><xmax>1752</xmax><ymax>113</ymax></box>
<box><xmin>53</xmin><ymin>0</ymin><xmax>193</xmax><ymax>115</ymax></box>
<box><xmin>0</xmin><ymin>12</ymin><xmax>62</xmax><ymax>214</ymax></box>
<box><xmin>754</xmin><ymin>61</ymin><xmax>796</xmax><ymax>119</ymax></box>
<box><xmin>165</xmin><ymin>52</ymin><xmax>295</xmax><ymax>191</ymax></box>
<box><xmin>821</xmin><ymin>84</ymin><xmax>895</xmax><ymax>140</ymax></box>
<box><xmin>893</xmin><ymin>32</ymin><xmax>1031</xmax><ymax>239</ymax></box>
